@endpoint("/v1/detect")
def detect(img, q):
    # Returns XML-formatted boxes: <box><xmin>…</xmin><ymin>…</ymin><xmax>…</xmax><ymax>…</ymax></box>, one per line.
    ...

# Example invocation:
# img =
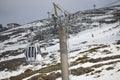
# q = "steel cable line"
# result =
<box><xmin>103</xmin><ymin>0</ymin><xmax>120</xmax><ymax>8</ymax></box>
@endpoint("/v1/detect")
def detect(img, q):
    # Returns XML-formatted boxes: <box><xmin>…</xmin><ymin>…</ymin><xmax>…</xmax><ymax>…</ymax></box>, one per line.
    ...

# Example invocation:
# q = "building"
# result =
<box><xmin>0</xmin><ymin>24</ymin><xmax>2</xmax><ymax>28</ymax></box>
<box><xmin>0</xmin><ymin>24</ymin><xmax>8</xmax><ymax>32</ymax></box>
<box><xmin>0</xmin><ymin>24</ymin><xmax>3</xmax><ymax>31</ymax></box>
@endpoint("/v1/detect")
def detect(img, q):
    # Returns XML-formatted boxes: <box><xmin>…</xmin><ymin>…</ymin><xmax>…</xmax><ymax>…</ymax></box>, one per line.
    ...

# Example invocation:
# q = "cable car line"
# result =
<box><xmin>103</xmin><ymin>0</ymin><xmax>120</xmax><ymax>8</ymax></box>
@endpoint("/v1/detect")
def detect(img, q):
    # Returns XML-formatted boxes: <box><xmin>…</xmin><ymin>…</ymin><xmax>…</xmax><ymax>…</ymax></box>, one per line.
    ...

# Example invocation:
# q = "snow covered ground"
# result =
<box><xmin>0</xmin><ymin>22</ymin><xmax>119</xmax><ymax>80</ymax></box>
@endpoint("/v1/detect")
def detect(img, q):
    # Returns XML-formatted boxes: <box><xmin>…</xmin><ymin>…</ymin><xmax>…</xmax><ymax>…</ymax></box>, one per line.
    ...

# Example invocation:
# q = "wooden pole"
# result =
<box><xmin>59</xmin><ymin>26</ymin><xmax>69</xmax><ymax>80</ymax></box>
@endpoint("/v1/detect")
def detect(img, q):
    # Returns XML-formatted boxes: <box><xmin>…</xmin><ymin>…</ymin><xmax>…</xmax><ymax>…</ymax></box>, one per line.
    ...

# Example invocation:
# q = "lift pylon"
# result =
<box><xmin>52</xmin><ymin>2</ymin><xmax>69</xmax><ymax>80</ymax></box>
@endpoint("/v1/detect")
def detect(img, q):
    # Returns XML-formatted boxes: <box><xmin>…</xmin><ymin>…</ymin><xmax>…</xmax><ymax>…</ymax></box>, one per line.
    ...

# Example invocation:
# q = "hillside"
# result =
<box><xmin>0</xmin><ymin>5</ymin><xmax>120</xmax><ymax>80</ymax></box>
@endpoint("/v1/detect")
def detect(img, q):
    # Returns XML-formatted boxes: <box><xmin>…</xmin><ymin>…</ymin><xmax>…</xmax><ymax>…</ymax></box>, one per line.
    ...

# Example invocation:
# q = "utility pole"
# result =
<box><xmin>93</xmin><ymin>4</ymin><xmax>96</xmax><ymax>10</ymax></box>
<box><xmin>59</xmin><ymin>26</ymin><xmax>69</xmax><ymax>80</ymax></box>
<box><xmin>47</xmin><ymin>12</ymin><xmax>50</xmax><ymax>19</ymax></box>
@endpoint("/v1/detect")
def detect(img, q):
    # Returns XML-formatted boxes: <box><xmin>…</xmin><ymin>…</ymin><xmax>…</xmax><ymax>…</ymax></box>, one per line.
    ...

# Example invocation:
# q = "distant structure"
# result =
<box><xmin>7</xmin><ymin>23</ymin><xmax>21</xmax><ymax>29</ymax></box>
<box><xmin>0</xmin><ymin>24</ymin><xmax>2</xmax><ymax>29</ymax></box>
<box><xmin>0</xmin><ymin>24</ymin><xmax>3</xmax><ymax>31</ymax></box>
<box><xmin>47</xmin><ymin>12</ymin><xmax>50</xmax><ymax>19</ymax></box>
<box><xmin>93</xmin><ymin>4</ymin><xmax>96</xmax><ymax>10</ymax></box>
<box><xmin>0</xmin><ymin>24</ymin><xmax>8</xmax><ymax>32</ymax></box>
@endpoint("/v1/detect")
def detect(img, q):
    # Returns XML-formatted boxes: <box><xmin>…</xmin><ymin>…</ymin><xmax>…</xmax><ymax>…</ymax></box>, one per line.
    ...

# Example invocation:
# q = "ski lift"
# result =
<box><xmin>25</xmin><ymin>43</ymin><xmax>41</xmax><ymax>64</ymax></box>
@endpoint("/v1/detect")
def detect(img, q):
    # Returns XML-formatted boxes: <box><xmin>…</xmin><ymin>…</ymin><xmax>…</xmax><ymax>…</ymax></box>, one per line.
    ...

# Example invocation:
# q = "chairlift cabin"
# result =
<box><xmin>25</xmin><ymin>43</ymin><xmax>41</xmax><ymax>63</ymax></box>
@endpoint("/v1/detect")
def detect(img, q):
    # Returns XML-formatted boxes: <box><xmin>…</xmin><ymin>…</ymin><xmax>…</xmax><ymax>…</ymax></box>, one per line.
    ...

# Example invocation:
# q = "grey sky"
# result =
<box><xmin>0</xmin><ymin>0</ymin><xmax>119</xmax><ymax>26</ymax></box>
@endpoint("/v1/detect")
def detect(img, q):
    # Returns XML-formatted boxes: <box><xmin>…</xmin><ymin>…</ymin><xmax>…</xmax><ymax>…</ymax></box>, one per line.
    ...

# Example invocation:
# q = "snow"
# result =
<box><xmin>114</xmin><ymin>6</ymin><xmax>120</xmax><ymax>10</ymax></box>
<box><xmin>0</xmin><ymin>44</ymin><xmax>28</xmax><ymax>54</ymax></box>
<box><xmin>45</xmin><ymin>43</ymin><xmax>60</xmax><ymax>53</ymax></box>
<box><xmin>0</xmin><ymin>22</ymin><xmax>120</xmax><ymax>79</ymax></box>
<box><xmin>21</xmin><ymin>22</ymin><xmax>43</xmax><ymax>28</ymax></box>
<box><xmin>0</xmin><ymin>53</ymin><xmax>24</xmax><ymax>62</ymax></box>
<box><xmin>68</xmin><ymin>23</ymin><xmax>119</xmax><ymax>52</ymax></box>
<box><xmin>92</xmin><ymin>14</ymin><xmax>113</xmax><ymax>20</ymax></box>
<box><xmin>22</xmin><ymin>73</ymin><xmax>40</xmax><ymax>80</ymax></box>
<box><xmin>57</xmin><ymin>62</ymin><xmax>120</xmax><ymax>80</ymax></box>
<box><xmin>0</xmin><ymin>70</ymin><xmax>24</xmax><ymax>79</ymax></box>
<box><xmin>0</xmin><ymin>31</ymin><xmax>13</xmax><ymax>36</ymax></box>
<box><xmin>0</xmin><ymin>64</ymin><xmax>33</xmax><ymax>79</ymax></box>
<box><xmin>70</xmin><ymin>59</ymin><xmax>120</xmax><ymax>69</ymax></box>
<box><xmin>56</xmin><ymin>22</ymin><xmax>120</xmax><ymax>80</ymax></box>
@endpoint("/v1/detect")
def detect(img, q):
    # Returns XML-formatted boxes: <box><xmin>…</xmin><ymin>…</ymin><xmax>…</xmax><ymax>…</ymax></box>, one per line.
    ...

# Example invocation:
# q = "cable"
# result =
<box><xmin>103</xmin><ymin>0</ymin><xmax>120</xmax><ymax>8</ymax></box>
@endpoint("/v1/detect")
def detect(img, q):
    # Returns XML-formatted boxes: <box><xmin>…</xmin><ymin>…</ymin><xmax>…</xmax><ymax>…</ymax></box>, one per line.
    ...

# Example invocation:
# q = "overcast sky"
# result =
<box><xmin>0</xmin><ymin>0</ymin><xmax>119</xmax><ymax>26</ymax></box>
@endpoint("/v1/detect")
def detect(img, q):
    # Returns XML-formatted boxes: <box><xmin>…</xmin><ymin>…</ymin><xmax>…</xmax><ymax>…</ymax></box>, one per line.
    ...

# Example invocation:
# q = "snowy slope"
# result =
<box><xmin>56</xmin><ymin>23</ymin><xmax>120</xmax><ymax>80</ymax></box>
